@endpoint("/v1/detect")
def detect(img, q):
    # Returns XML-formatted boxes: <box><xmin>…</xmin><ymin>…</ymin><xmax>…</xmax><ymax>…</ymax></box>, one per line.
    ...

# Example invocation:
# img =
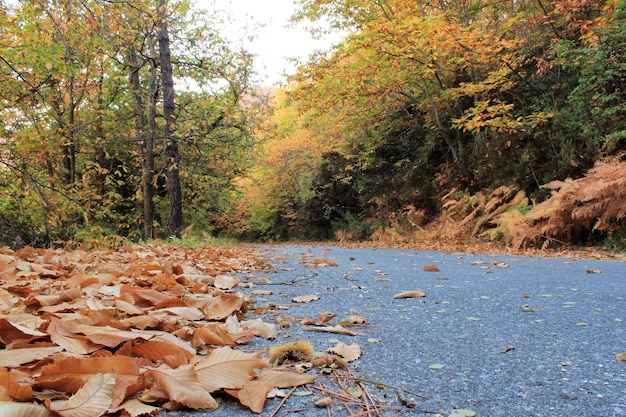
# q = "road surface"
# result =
<box><xmin>169</xmin><ymin>244</ymin><xmax>626</xmax><ymax>416</ymax></box>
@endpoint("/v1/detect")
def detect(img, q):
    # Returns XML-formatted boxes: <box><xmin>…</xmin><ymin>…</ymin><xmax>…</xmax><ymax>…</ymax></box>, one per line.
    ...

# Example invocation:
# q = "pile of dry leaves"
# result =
<box><xmin>0</xmin><ymin>244</ymin><xmax>318</xmax><ymax>416</ymax></box>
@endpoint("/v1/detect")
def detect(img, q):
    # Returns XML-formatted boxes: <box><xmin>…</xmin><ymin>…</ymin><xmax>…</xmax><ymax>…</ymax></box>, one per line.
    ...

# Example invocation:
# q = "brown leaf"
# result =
<box><xmin>194</xmin><ymin>346</ymin><xmax>268</xmax><ymax>393</ymax></box>
<box><xmin>192</xmin><ymin>324</ymin><xmax>235</xmax><ymax>348</ymax></box>
<box><xmin>224</xmin><ymin>380</ymin><xmax>274</xmax><ymax>413</ymax></box>
<box><xmin>256</xmin><ymin>368</ymin><xmax>316</xmax><ymax>388</ymax></box>
<box><xmin>617</xmin><ymin>352</ymin><xmax>626</xmax><ymax>362</ymax></box>
<box><xmin>301</xmin><ymin>325</ymin><xmax>364</xmax><ymax>336</ymax></box>
<box><xmin>144</xmin><ymin>364</ymin><xmax>217</xmax><ymax>410</ymax></box>
<box><xmin>0</xmin><ymin>402</ymin><xmax>51</xmax><ymax>417</ymax></box>
<box><xmin>291</xmin><ymin>295</ymin><xmax>319</xmax><ymax>303</ymax></box>
<box><xmin>423</xmin><ymin>265</ymin><xmax>440</xmax><ymax>272</ymax></box>
<box><xmin>311</xmin><ymin>259</ymin><xmax>338</xmax><ymax>267</ymax></box>
<box><xmin>393</xmin><ymin>290</ymin><xmax>427</xmax><ymax>299</ymax></box>
<box><xmin>0</xmin><ymin>346</ymin><xmax>63</xmax><ymax>368</ymax></box>
<box><xmin>0</xmin><ymin>318</ymin><xmax>48</xmax><ymax>345</ymax></box>
<box><xmin>109</xmin><ymin>398</ymin><xmax>160</xmax><ymax>417</ymax></box>
<box><xmin>36</xmin><ymin>356</ymin><xmax>140</xmax><ymax>398</ymax></box>
<box><xmin>214</xmin><ymin>275</ymin><xmax>239</xmax><ymax>290</ymax></box>
<box><xmin>0</xmin><ymin>367</ymin><xmax>33</xmax><ymax>401</ymax></box>
<box><xmin>327</xmin><ymin>342</ymin><xmax>362</xmax><ymax>362</ymax></box>
<box><xmin>315</xmin><ymin>397</ymin><xmax>333</xmax><ymax>408</ymax></box>
<box><xmin>188</xmin><ymin>293</ymin><xmax>245</xmax><ymax>320</ymax></box>
<box><xmin>132</xmin><ymin>340</ymin><xmax>194</xmax><ymax>367</ymax></box>
<box><xmin>46</xmin><ymin>318</ymin><xmax>103</xmax><ymax>354</ymax></box>
<box><xmin>52</xmin><ymin>372</ymin><xmax>116</xmax><ymax>417</ymax></box>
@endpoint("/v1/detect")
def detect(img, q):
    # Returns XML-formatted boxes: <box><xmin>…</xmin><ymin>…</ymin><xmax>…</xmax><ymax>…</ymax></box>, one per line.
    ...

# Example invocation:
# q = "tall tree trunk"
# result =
<box><xmin>158</xmin><ymin>0</ymin><xmax>182</xmax><ymax>238</ymax></box>
<box><xmin>128</xmin><ymin>45</ymin><xmax>155</xmax><ymax>239</ymax></box>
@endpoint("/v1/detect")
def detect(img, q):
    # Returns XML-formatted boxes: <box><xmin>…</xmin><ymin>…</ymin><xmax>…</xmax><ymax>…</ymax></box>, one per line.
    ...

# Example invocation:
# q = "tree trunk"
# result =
<box><xmin>158</xmin><ymin>0</ymin><xmax>182</xmax><ymax>238</ymax></box>
<box><xmin>127</xmin><ymin>45</ymin><xmax>155</xmax><ymax>240</ymax></box>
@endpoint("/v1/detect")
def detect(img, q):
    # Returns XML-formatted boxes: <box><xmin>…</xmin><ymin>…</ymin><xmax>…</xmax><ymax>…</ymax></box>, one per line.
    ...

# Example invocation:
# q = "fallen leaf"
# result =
<box><xmin>194</xmin><ymin>346</ymin><xmax>268</xmax><ymax>393</ymax></box>
<box><xmin>251</xmin><ymin>290</ymin><xmax>273</xmax><ymax>295</ymax></box>
<box><xmin>52</xmin><ymin>372</ymin><xmax>116</xmax><ymax>417</ymax></box>
<box><xmin>393</xmin><ymin>290</ymin><xmax>426</xmax><ymax>299</ymax></box>
<box><xmin>291</xmin><ymin>295</ymin><xmax>320</xmax><ymax>303</ymax></box>
<box><xmin>343</xmin><ymin>315</ymin><xmax>366</xmax><ymax>324</ymax></box>
<box><xmin>214</xmin><ymin>274</ymin><xmax>239</xmax><ymax>290</ymax></box>
<box><xmin>586</xmin><ymin>269</ymin><xmax>602</xmax><ymax>274</ymax></box>
<box><xmin>311</xmin><ymin>259</ymin><xmax>338</xmax><ymax>267</ymax></box>
<box><xmin>0</xmin><ymin>402</ymin><xmax>51</xmax><ymax>417</ymax></box>
<box><xmin>0</xmin><ymin>346</ymin><xmax>64</xmax><ymax>368</ymax></box>
<box><xmin>256</xmin><ymin>369</ymin><xmax>316</xmax><ymax>388</ymax></box>
<box><xmin>347</xmin><ymin>386</ymin><xmax>362</xmax><ymax>398</ymax></box>
<box><xmin>314</xmin><ymin>397</ymin><xmax>333</xmax><ymax>407</ymax></box>
<box><xmin>110</xmin><ymin>398</ymin><xmax>160</xmax><ymax>417</ymax></box>
<box><xmin>327</xmin><ymin>343</ymin><xmax>362</xmax><ymax>362</ymax></box>
<box><xmin>616</xmin><ymin>353</ymin><xmax>626</xmax><ymax>362</ymax></box>
<box><xmin>428</xmin><ymin>364</ymin><xmax>445</xmax><ymax>370</ymax></box>
<box><xmin>301</xmin><ymin>325</ymin><xmax>364</xmax><ymax>336</ymax></box>
<box><xmin>450</xmin><ymin>409</ymin><xmax>477</xmax><ymax>417</ymax></box>
<box><xmin>0</xmin><ymin>367</ymin><xmax>33</xmax><ymax>401</ymax></box>
<box><xmin>423</xmin><ymin>265</ymin><xmax>440</xmax><ymax>272</ymax></box>
<box><xmin>225</xmin><ymin>380</ymin><xmax>274</xmax><ymax>413</ymax></box>
<box><xmin>501</xmin><ymin>346</ymin><xmax>516</xmax><ymax>354</ymax></box>
<box><xmin>145</xmin><ymin>364</ymin><xmax>217</xmax><ymax>410</ymax></box>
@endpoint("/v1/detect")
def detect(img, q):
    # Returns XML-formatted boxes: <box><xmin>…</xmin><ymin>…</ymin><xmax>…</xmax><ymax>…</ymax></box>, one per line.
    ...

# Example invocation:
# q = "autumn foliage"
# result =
<box><xmin>0</xmin><ymin>244</ymin><xmax>315</xmax><ymax>415</ymax></box>
<box><xmin>516</xmin><ymin>154</ymin><xmax>626</xmax><ymax>248</ymax></box>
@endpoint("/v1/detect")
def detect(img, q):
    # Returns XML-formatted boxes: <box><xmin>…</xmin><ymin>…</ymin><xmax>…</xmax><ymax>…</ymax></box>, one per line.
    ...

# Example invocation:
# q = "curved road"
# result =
<box><xmin>171</xmin><ymin>244</ymin><xmax>626</xmax><ymax>416</ymax></box>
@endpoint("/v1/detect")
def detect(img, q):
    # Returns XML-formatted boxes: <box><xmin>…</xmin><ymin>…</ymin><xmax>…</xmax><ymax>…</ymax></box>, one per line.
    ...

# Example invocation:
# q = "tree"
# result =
<box><xmin>157</xmin><ymin>0</ymin><xmax>182</xmax><ymax>237</ymax></box>
<box><xmin>0</xmin><ymin>0</ymin><xmax>261</xmax><ymax>245</ymax></box>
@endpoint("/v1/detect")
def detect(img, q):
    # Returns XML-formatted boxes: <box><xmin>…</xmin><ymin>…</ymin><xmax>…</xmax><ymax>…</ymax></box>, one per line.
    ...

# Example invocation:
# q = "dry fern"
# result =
<box><xmin>520</xmin><ymin>154</ymin><xmax>626</xmax><ymax>247</ymax></box>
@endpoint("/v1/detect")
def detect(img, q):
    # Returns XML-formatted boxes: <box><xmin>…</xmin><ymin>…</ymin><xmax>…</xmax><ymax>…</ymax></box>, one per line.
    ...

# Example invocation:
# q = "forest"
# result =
<box><xmin>0</xmin><ymin>0</ymin><xmax>625</xmax><ymax>251</ymax></box>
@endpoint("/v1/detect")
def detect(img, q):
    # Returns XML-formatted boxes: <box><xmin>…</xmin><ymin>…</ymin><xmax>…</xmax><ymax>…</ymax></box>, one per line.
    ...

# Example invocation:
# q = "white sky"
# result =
<box><xmin>196</xmin><ymin>0</ymin><xmax>341</xmax><ymax>86</ymax></box>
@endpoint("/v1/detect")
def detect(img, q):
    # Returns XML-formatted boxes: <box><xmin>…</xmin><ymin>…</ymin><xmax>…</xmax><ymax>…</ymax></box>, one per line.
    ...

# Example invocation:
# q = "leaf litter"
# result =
<box><xmin>0</xmin><ymin>243</ymin><xmax>428</xmax><ymax>416</ymax></box>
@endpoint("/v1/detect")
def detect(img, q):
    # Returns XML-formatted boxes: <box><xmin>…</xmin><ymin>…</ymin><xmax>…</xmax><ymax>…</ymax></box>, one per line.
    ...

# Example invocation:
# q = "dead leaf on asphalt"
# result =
<box><xmin>393</xmin><ymin>290</ymin><xmax>427</xmax><ymax>299</ymax></box>
<box><xmin>423</xmin><ymin>265</ymin><xmax>440</xmax><ymax>272</ymax></box>
<box><xmin>328</xmin><ymin>343</ymin><xmax>362</xmax><ymax>362</ymax></box>
<box><xmin>292</xmin><ymin>294</ymin><xmax>320</xmax><ymax>303</ymax></box>
<box><xmin>616</xmin><ymin>352</ymin><xmax>626</xmax><ymax>361</ymax></box>
<box><xmin>302</xmin><ymin>325</ymin><xmax>364</xmax><ymax>336</ymax></box>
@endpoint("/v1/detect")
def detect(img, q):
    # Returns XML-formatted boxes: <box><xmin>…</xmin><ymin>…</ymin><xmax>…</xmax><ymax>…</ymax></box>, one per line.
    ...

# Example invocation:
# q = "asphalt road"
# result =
<box><xmin>168</xmin><ymin>244</ymin><xmax>626</xmax><ymax>417</ymax></box>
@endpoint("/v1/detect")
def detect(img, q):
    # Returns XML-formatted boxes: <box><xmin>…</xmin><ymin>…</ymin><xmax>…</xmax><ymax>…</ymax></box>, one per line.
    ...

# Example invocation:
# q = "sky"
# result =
<box><xmin>196</xmin><ymin>0</ymin><xmax>342</xmax><ymax>86</ymax></box>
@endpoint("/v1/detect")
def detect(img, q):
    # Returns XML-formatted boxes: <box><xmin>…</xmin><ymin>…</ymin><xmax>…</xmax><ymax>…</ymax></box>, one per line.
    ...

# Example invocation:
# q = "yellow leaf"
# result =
<box><xmin>54</xmin><ymin>373</ymin><xmax>116</xmax><ymax>417</ymax></box>
<box><xmin>63</xmin><ymin>92</ymin><xmax>72</xmax><ymax>107</ymax></box>
<box><xmin>616</xmin><ymin>352</ymin><xmax>626</xmax><ymax>362</ymax></box>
